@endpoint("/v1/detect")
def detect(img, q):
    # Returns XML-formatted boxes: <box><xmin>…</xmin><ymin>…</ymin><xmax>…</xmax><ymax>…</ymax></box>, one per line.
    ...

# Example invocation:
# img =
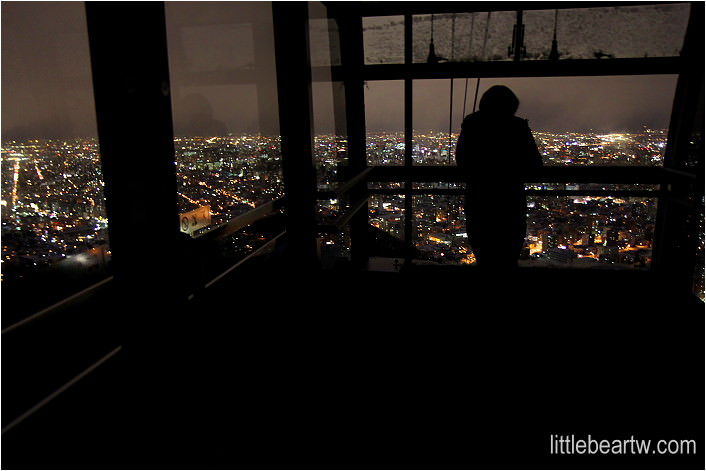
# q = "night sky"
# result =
<box><xmin>0</xmin><ymin>1</ymin><xmax>687</xmax><ymax>139</ymax></box>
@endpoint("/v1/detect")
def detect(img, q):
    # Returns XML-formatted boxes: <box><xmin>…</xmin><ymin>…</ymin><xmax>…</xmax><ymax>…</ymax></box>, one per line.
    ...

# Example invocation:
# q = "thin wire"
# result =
<box><xmin>473</xmin><ymin>12</ymin><xmax>491</xmax><ymax>113</ymax></box>
<box><xmin>472</xmin><ymin>77</ymin><xmax>481</xmax><ymax>113</ymax></box>
<box><xmin>461</xmin><ymin>12</ymin><xmax>475</xmax><ymax>119</ymax></box>
<box><xmin>448</xmin><ymin>13</ymin><xmax>456</xmax><ymax>163</ymax></box>
<box><xmin>481</xmin><ymin>11</ymin><xmax>491</xmax><ymax>60</ymax></box>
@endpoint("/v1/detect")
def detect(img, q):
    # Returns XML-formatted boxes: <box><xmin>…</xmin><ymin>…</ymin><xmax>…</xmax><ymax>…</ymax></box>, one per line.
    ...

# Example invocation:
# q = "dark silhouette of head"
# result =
<box><xmin>479</xmin><ymin>85</ymin><xmax>519</xmax><ymax>117</ymax></box>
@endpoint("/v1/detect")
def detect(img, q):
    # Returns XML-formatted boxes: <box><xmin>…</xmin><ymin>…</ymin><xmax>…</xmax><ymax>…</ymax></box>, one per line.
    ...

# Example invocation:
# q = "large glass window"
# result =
<box><xmin>166</xmin><ymin>1</ymin><xmax>283</xmax><ymax>239</ymax></box>
<box><xmin>412</xmin><ymin>194</ymin><xmax>472</xmax><ymax>265</ymax></box>
<box><xmin>1</xmin><ymin>2</ymin><xmax>111</xmax><ymax>327</ymax></box>
<box><xmin>365</xmin><ymin>80</ymin><xmax>405</xmax><ymax>166</ymax></box>
<box><xmin>413</xmin><ymin>79</ymin><xmax>467</xmax><ymax>166</ymax></box>
<box><xmin>524</xmin><ymin>196</ymin><xmax>658</xmax><ymax>269</ymax></box>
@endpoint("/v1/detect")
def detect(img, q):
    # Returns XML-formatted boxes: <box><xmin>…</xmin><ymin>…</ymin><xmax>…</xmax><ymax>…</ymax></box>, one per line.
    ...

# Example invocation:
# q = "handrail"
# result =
<box><xmin>197</xmin><ymin>198</ymin><xmax>285</xmax><ymax>242</ymax></box>
<box><xmin>318</xmin><ymin>196</ymin><xmax>369</xmax><ymax>233</ymax></box>
<box><xmin>334</xmin><ymin>167</ymin><xmax>373</xmax><ymax>197</ymax></box>
<box><xmin>1</xmin><ymin>345</ymin><xmax>122</xmax><ymax>435</ymax></box>
<box><xmin>196</xmin><ymin>168</ymin><xmax>372</xmax><ymax>242</ymax></box>
<box><xmin>1</xmin><ymin>276</ymin><xmax>114</xmax><ymax>335</ymax></box>
<box><xmin>203</xmin><ymin>231</ymin><xmax>287</xmax><ymax>290</ymax></box>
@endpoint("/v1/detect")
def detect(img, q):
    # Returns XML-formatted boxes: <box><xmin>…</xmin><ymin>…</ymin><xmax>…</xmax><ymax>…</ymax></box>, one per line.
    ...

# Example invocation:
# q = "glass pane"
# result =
<box><xmin>369</xmin><ymin>194</ymin><xmax>405</xmax><ymax>244</ymax></box>
<box><xmin>524</xmin><ymin>196</ymin><xmax>657</xmax><ymax>269</ymax></box>
<box><xmin>523</xmin><ymin>4</ymin><xmax>690</xmax><ymax>61</ymax></box>
<box><xmin>313</xmin><ymin>130</ymin><xmax>347</xmax><ymax>192</ymax></box>
<box><xmin>173</xmin><ymin>135</ymin><xmax>283</xmax><ymax>236</ymax></box>
<box><xmin>413</xmin><ymin>11</ymin><xmax>516</xmax><ymax>63</ymax></box>
<box><xmin>366</xmin><ymin>81</ymin><xmax>405</xmax><ymax>166</ymax></box>
<box><xmin>413</xmin><ymin>79</ymin><xmax>469</xmax><ymax>165</ymax></box>
<box><xmin>166</xmin><ymin>2</ymin><xmax>283</xmax><ymax>238</ymax></box>
<box><xmin>534</xmin><ymin>128</ymin><xmax>670</xmax><ymax>166</ymax></box>
<box><xmin>201</xmin><ymin>213</ymin><xmax>284</xmax><ymax>283</ymax></box>
<box><xmin>364</xmin><ymin>16</ymin><xmax>404</xmax><ymax>64</ymax></box>
<box><xmin>409</xmin><ymin>5</ymin><xmax>690</xmax><ymax>63</ymax></box>
<box><xmin>309</xmin><ymin>15</ymin><xmax>341</xmax><ymax>67</ymax></box>
<box><xmin>1</xmin><ymin>2</ymin><xmax>111</xmax><ymax>326</ymax></box>
<box><xmin>459</xmin><ymin>76</ymin><xmax>676</xmax><ymax>167</ymax></box>
<box><xmin>412</xmin><ymin>194</ymin><xmax>473</xmax><ymax>265</ymax></box>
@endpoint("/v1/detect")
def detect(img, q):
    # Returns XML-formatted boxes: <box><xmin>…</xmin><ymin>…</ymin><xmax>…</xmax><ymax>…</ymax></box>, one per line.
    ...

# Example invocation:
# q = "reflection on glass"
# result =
<box><xmin>405</xmin><ymin>5</ymin><xmax>690</xmax><ymax>63</ymax></box>
<box><xmin>363</xmin><ymin>16</ymin><xmax>404</xmax><ymax>64</ymax></box>
<box><xmin>166</xmin><ymin>2</ymin><xmax>282</xmax><ymax>237</ymax></box>
<box><xmin>316</xmin><ymin>199</ymin><xmax>343</xmax><ymax>226</ymax></box>
<box><xmin>524</xmin><ymin>196</ymin><xmax>657</xmax><ymax>269</ymax></box>
<box><xmin>310</xmin><ymin>15</ymin><xmax>341</xmax><ymax>67</ymax></box>
<box><xmin>179</xmin><ymin>23</ymin><xmax>255</xmax><ymax>71</ymax></box>
<box><xmin>365</xmin><ymin>81</ymin><xmax>405</xmax><ymax>166</ymax></box>
<box><xmin>202</xmin><ymin>213</ymin><xmax>284</xmax><ymax>282</ymax></box>
<box><xmin>412</xmin><ymin>195</ymin><xmax>472</xmax><ymax>265</ymax></box>
<box><xmin>413</xmin><ymin>11</ymin><xmax>516</xmax><ymax>63</ymax></box>
<box><xmin>523</xmin><ymin>4</ymin><xmax>690</xmax><ymax>61</ymax></box>
<box><xmin>1</xmin><ymin>2</ymin><xmax>111</xmax><ymax>326</ymax></box>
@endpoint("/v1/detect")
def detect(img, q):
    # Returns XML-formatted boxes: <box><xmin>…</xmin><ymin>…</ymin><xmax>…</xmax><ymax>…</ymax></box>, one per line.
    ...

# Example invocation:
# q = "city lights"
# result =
<box><xmin>0</xmin><ymin>128</ymin><xmax>698</xmax><ymax>282</ymax></box>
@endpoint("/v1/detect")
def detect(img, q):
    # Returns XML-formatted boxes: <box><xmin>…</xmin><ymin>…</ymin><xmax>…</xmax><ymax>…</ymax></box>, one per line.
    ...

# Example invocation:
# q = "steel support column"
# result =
<box><xmin>337</xmin><ymin>12</ymin><xmax>369</xmax><ymax>269</ymax></box>
<box><xmin>272</xmin><ymin>2</ymin><xmax>320</xmax><ymax>271</ymax></box>
<box><xmin>85</xmin><ymin>2</ymin><xmax>184</xmax><ymax>343</ymax></box>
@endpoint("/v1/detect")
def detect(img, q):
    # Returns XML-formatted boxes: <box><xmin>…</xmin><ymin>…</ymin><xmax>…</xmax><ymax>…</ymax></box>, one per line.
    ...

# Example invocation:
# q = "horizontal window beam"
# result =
<box><xmin>325</xmin><ymin>1</ymin><xmax>665</xmax><ymax>18</ymax></box>
<box><xmin>367</xmin><ymin>188</ymin><xmax>658</xmax><ymax>198</ymax></box>
<box><xmin>368</xmin><ymin>165</ymin><xmax>669</xmax><ymax>183</ymax></box>
<box><xmin>359</xmin><ymin>57</ymin><xmax>682</xmax><ymax>81</ymax></box>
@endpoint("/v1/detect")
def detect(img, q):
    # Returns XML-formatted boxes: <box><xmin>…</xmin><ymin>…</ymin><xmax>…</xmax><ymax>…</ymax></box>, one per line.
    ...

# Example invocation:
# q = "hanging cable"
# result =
<box><xmin>481</xmin><ymin>11</ymin><xmax>491</xmax><ymax>61</ymax></box>
<box><xmin>462</xmin><ymin>12</ymin><xmax>475</xmax><ymax>119</ymax></box>
<box><xmin>472</xmin><ymin>12</ymin><xmax>491</xmax><ymax>113</ymax></box>
<box><xmin>448</xmin><ymin>13</ymin><xmax>457</xmax><ymax>163</ymax></box>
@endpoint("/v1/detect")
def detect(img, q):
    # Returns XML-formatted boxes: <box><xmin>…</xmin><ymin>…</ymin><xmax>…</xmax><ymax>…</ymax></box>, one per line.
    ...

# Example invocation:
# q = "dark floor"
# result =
<box><xmin>2</xmin><ymin>259</ymin><xmax>704</xmax><ymax>469</ymax></box>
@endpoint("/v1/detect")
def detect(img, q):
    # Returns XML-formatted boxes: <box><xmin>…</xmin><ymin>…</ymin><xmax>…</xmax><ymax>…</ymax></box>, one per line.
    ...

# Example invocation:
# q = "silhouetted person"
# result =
<box><xmin>455</xmin><ymin>85</ymin><xmax>542</xmax><ymax>270</ymax></box>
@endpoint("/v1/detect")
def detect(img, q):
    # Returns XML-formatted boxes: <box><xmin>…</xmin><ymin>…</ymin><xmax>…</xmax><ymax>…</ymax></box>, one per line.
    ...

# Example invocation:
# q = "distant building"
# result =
<box><xmin>546</xmin><ymin>247</ymin><xmax>577</xmax><ymax>265</ymax></box>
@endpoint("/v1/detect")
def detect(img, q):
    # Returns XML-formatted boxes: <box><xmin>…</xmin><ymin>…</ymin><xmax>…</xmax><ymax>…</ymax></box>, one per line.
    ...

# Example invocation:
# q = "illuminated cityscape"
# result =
<box><xmin>1</xmin><ymin>128</ymin><xmax>679</xmax><ymax>285</ymax></box>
